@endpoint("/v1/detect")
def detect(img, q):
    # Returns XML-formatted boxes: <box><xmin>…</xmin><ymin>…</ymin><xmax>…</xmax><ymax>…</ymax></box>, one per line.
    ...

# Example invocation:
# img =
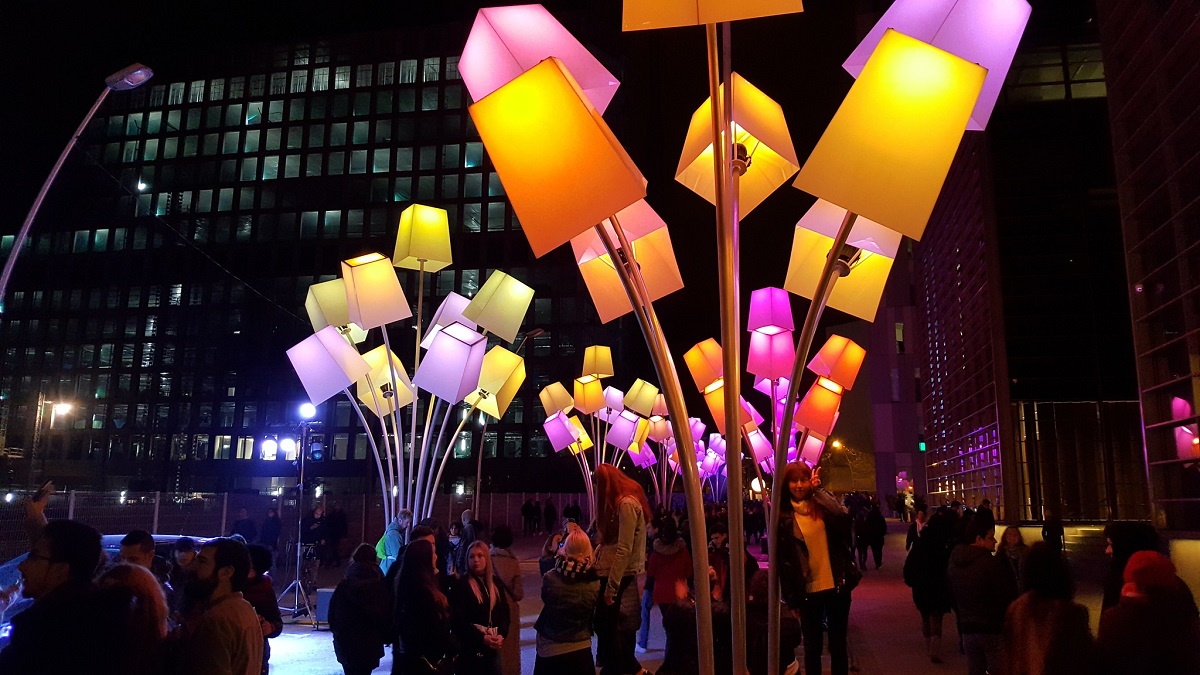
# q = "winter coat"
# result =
<box><xmin>1003</xmin><ymin>591</ymin><xmax>1094</xmax><ymax>675</ymax></box>
<box><xmin>1097</xmin><ymin>586</ymin><xmax>1200</xmax><ymax>675</ymax></box>
<box><xmin>646</xmin><ymin>538</ymin><xmax>693</xmax><ymax>605</ymax></box>
<box><xmin>379</xmin><ymin>517</ymin><xmax>404</xmax><ymax>575</ymax></box>
<box><xmin>904</xmin><ymin>532</ymin><xmax>952</xmax><ymax>615</ymax></box>
<box><xmin>946</xmin><ymin>543</ymin><xmax>1017</xmax><ymax>634</ymax></box>
<box><xmin>777</xmin><ymin>488</ymin><xmax>857</xmax><ymax>609</ymax></box>
<box><xmin>707</xmin><ymin>542</ymin><xmax>759</xmax><ymax>604</ymax></box>
<box><xmin>258</xmin><ymin>516</ymin><xmax>282</xmax><ymax>548</ymax></box>
<box><xmin>328</xmin><ymin>562</ymin><xmax>391</xmax><ymax>671</ymax></box>
<box><xmin>448</xmin><ymin>573</ymin><xmax>511</xmax><ymax>674</ymax></box>
<box><xmin>535</xmin><ymin>557</ymin><xmax>601</xmax><ymax>647</ymax></box>
<box><xmin>490</xmin><ymin>546</ymin><xmax>524</xmax><ymax>675</ymax></box>
<box><xmin>242</xmin><ymin>573</ymin><xmax>283</xmax><ymax>673</ymax></box>
<box><xmin>395</xmin><ymin>579</ymin><xmax>455</xmax><ymax>666</ymax></box>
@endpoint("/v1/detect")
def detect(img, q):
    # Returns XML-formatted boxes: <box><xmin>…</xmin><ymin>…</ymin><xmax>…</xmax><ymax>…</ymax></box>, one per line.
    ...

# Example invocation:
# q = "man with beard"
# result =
<box><xmin>175</xmin><ymin>537</ymin><xmax>264</xmax><ymax>675</ymax></box>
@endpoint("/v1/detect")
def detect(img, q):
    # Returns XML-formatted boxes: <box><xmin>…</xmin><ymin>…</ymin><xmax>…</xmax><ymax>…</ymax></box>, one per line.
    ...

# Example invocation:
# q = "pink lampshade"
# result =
<box><xmin>652</xmin><ymin>394</ymin><xmax>669</xmax><ymax>418</ymax></box>
<box><xmin>798</xmin><ymin>431</ymin><xmax>827</xmax><ymax>467</ymax></box>
<box><xmin>794</xmin><ymin>379</ymin><xmax>843</xmax><ymax>436</ymax></box>
<box><xmin>699</xmin><ymin>449</ymin><xmax>723</xmax><ymax>478</ymax></box>
<box><xmin>634</xmin><ymin>444</ymin><xmax>658</xmax><ymax>468</ymax></box>
<box><xmin>576</xmin><ymin>225</ymin><xmax>685</xmax><ymax>324</ymax></box>
<box><xmin>411</xmin><ymin>322</ymin><xmax>487</xmax><ymax>403</ymax></box>
<box><xmin>571</xmin><ymin>199</ymin><xmax>665</xmax><ymax>264</ymax></box>
<box><xmin>807</xmin><ymin>334</ymin><xmax>867</xmax><ymax>391</ymax></box>
<box><xmin>648</xmin><ymin>415</ymin><xmax>672</xmax><ymax>443</ymax></box>
<box><xmin>689</xmin><ymin>417</ymin><xmax>707</xmax><ymax>444</ymax></box>
<box><xmin>707</xmin><ymin>433</ymin><xmax>727</xmax><ymax>457</ymax></box>
<box><xmin>747</xmin><ymin>287</ymin><xmax>794</xmax><ymax>334</ymax></box>
<box><xmin>742</xmin><ymin>398</ymin><xmax>765</xmax><ymax>428</ymax></box>
<box><xmin>421</xmin><ymin>292</ymin><xmax>477</xmax><ymax>349</ymax></box>
<box><xmin>744</xmin><ymin>426</ymin><xmax>774</xmax><ymax>464</ymax></box>
<box><xmin>286</xmin><ymin>326</ymin><xmax>372</xmax><ymax>405</ymax></box>
<box><xmin>747</xmin><ymin>330</ymin><xmax>796</xmax><ymax>381</ymax></box>
<box><xmin>843</xmin><ymin>0</ymin><xmax>1031</xmax><ymax>131</ymax></box>
<box><xmin>758</xmin><ymin>443</ymin><xmax>799</xmax><ymax>475</ymax></box>
<box><xmin>545</xmin><ymin>410</ymin><xmax>581</xmax><ymax>452</ymax></box>
<box><xmin>752</xmin><ymin>375</ymin><xmax>791</xmax><ymax>400</ymax></box>
<box><xmin>460</xmin><ymin>4</ymin><xmax>620</xmax><ymax>113</ymax></box>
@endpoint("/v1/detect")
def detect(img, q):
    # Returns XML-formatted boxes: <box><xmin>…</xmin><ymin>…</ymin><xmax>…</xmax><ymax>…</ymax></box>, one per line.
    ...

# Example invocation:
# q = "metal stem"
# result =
<box><xmin>407</xmin><ymin>263</ymin><xmax>427</xmax><ymax>515</ymax></box>
<box><xmin>427</xmin><ymin>401</ymin><xmax>478</xmax><ymax>519</ymax></box>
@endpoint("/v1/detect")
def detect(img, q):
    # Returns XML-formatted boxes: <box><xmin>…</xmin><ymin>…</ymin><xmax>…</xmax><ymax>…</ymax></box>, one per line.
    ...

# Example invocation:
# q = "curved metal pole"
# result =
<box><xmin>426</xmin><ymin>401</ymin><xmax>479</xmax><ymax>519</ymax></box>
<box><xmin>407</xmin><ymin>263</ymin><xmax>427</xmax><ymax>520</ymax></box>
<box><xmin>380</xmin><ymin>329</ymin><xmax>408</xmax><ymax>518</ymax></box>
<box><xmin>343</xmin><ymin>389</ymin><xmax>390</xmax><ymax>522</ymax></box>
<box><xmin>597</xmin><ymin>220</ymin><xmax>716</xmax><ymax>675</ymax></box>
<box><xmin>766</xmin><ymin>211</ymin><xmax>857</xmax><ymax>675</ymax></box>
<box><xmin>364</xmin><ymin>374</ymin><xmax>397</xmax><ymax>524</ymax></box>
<box><xmin>473</xmin><ymin>417</ymin><xmax>489</xmax><ymax>514</ymax></box>
<box><xmin>411</xmin><ymin>397</ymin><xmax>439</xmax><ymax>520</ymax></box>
<box><xmin>415</xmin><ymin>399</ymin><xmax>448</xmax><ymax>519</ymax></box>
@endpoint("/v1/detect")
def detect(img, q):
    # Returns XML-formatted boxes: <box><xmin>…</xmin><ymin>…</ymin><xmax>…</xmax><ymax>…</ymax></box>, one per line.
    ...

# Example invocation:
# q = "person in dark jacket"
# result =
<box><xmin>946</xmin><ymin>514</ymin><xmax>1017</xmax><ymax>675</ymax></box>
<box><xmin>1003</xmin><ymin>542</ymin><xmax>1095</xmax><ymax>675</ymax></box>
<box><xmin>543</xmin><ymin>499</ymin><xmax>558</xmax><ymax>537</ymax></box>
<box><xmin>259</xmin><ymin>508</ymin><xmax>283</xmax><ymax>551</ymax></box>
<box><xmin>231</xmin><ymin>507</ymin><xmax>259</xmax><ymax>542</ymax></box>
<box><xmin>1097</xmin><ymin>550</ymin><xmax>1200</xmax><ymax>675</ymax></box>
<box><xmin>394</xmin><ymin>539</ymin><xmax>454</xmax><ymax>675</ymax></box>
<box><xmin>1101</xmin><ymin>521</ymin><xmax>1159</xmax><ymax>610</ymax></box>
<box><xmin>450</xmin><ymin>540</ymin><xmax>511</xmax><ymax>675</ymax></box>
<box><xmin>330</xmin><ymin>543</ymin><xmax>392</xmax><ymax>675</ymax></box>
<box><xmin>865</xmin><ymin>505</ymin><xmax>888</xmax><ymax>569</ymax></box>
<box><xmin>534</xmin><ymin>527</ymin><xmax>601</xmax><ymax>674</ymax></box>
<box><xmin>777</xmin><ymin>463</ymin><xmax>859</xmax><ymax>675</ymax></box>
<box><xmin>707</xmin><ymin>521</ymin><xmax>759</xmax><ymax>604</ymax></box>
<box><xmin>244</xmin><ymin>544</ymin><xmax>284</xmax><ymax>675</ymax></box>
<box><xmin>747</xmin><ymin>569</ymin><xmax>802</xmax><ymax>675</ymax></box>
<box><xmin>904</xmin><ymin>509</ymin><xmax>953</xmax><ymax>663</ymax></box>
<box><xmin>1040</xmin><ymin>507</ymin><xmax>1064</xmax><ymax>555</ymax></box>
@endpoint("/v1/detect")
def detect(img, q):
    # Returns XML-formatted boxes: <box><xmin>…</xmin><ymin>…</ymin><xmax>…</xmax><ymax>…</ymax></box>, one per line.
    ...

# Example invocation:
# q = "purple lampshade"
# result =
<box><xmin>603</xmin><ymin>386</ymin><xmax>626</xmax><ymax>413</ymax></box>
<box><xmin>747</xmin><ymin>330</ymin><xmax>796</xmax><ymax>383</ymax></box>
<box><xmin>699</xmin><ymin>449</ymin><xmax>723</xmax><ymax>478</ymax></box>
<box><xmin>798</xmin><ymin>431</ymin><xmax>827</xmax><ymax>467</ymax></box>
<box><xmin>545</xmin><ymin>410</ymin><xmax>581</xmax><ymax>452</ymax></box>
<box><xmin>286</xmin><ymin>326</ymin><xmax>373</xmax><ymax>405</ymax></box>
<box><xmin>606</xmin><ymin>410</ymin><xmax>647</xmax><ymax>452</ymax></box>
<box><xmin>747</xmin><ymin>287</ymin><xmax>794</xmax><ymax>335</ymax></box>
<box><xmin>708</xmin><ymin>433</ymin><xmax>727</xmax><ymax>457</ymax></box>
<box><xmin>421</xmin><ymin>292</ymin><xmax>477</xmax><ymax>349</ymax></box>
<box><xmin>843</xmin><ymin>0</ymin><xmax>1031</xmax><ymax>131</ymax></box>
<box><xmin>752</xmin><ymin>375</ymin><xmax>791</xmax><ymax>400</ymax></box>
<box><xmin>689</xmin><ymin>417</ymin><xmax>707</xmax><ymax>443</ymax></box>
<box><xmin>635</xmin><ymin>444</ymin><xmax>658</xmax><ymax>468</ymax></box>
<box><xmin>411</xmin><ymin>322</ymin><xmax>487</xmax><ymax>403</ymax></box>
<box><xmin>742</xmin><ymin>398</ymin><xmax>765</xmax><ymax>428</ymax></box>
<box><xmin>744</xmin><ymin>427</ymin><xmax>773</xmax><ymax>463</ymax></box>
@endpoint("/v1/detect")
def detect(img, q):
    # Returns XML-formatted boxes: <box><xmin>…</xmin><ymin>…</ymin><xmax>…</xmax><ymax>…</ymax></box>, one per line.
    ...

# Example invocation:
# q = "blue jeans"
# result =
<box><xmin>637</xmin><ymin>588</ymin><xmax>653</xmax><ymax>648</ymax></box>
<box><xmin>963</xmin><ymin>633</ymin><xmax>1003</xmax><ymax>675</ymax></box>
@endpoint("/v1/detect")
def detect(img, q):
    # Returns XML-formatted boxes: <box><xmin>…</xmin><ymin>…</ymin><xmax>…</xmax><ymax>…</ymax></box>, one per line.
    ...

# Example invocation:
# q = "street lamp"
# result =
<box><xmin>0</xmin><ymin>64</ymin><xmax>153</xmax><ymax>310</ymax></box>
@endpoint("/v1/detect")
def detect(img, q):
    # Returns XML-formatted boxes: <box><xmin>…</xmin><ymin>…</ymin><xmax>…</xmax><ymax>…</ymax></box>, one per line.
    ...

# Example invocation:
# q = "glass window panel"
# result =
<box><xmin>487</xmin><ymin>203</ymin><xmax>506</xmax><ymax>231</ymax></box>
<box><xmin>421</xmin><ymin>88</ymin><xmax>439</xmax><ymax>111</ymax></box>
<box><xmin>243</xmin><ymin>129</ymin><xmax>260</xmax><ymax>152</ymax></box>
<box><xmin>330</xmin><ymin>123</ymin><xmax>347</xmax><ymax>145</ymax></box>
<box><xmin>352</xmin><ymin>121</ymin><xmax>369</xmax><ymax>144</ymax></box>
<box><xmin>241</xmin><ymin>157</ymin><xmax>258</xmax><ymax>181</ymax></box>
<box><xmin>372</xmin><ymin>148</ymin><xmax>391</xmax><ymax>173</ymax></box>
<box><xmin>395</xmin><ymin>147</ymin><xmax>413</xmax><ymax>172</ymax></box>
<box><xmin>284</xmin><ymin>154</ymin><xmax>301</xmax><ymax>178</ymax></box>
<box><xmin>327</xmin><ymin>152</ymin><xmax>345</xmax><ymax>175</ymax></box>
<box><xmin>350</xmin><ymin>150</ymin><xmax>368</xmax><ymax>174</ymax></box>
<box><xmin>308</xmin><ymin>124</ymin><xmax>325</xmax><ymax>147</ymax></box>
<box><xmin>399</xmin><ymin>59</ymin><xmax>418</xmax><ymax>84</ymax></box>
<box><xmin>306</xmin><ymin>154</ymin><xmax>322</xmax><ymax>177</ymax></box>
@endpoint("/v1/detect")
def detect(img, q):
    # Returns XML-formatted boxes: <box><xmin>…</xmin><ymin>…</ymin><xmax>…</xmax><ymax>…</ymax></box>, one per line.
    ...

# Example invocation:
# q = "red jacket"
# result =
<box><xmin>646</xmin><ymin>538</ymin><xmax>693</xmax><ymax>605</ymax></box>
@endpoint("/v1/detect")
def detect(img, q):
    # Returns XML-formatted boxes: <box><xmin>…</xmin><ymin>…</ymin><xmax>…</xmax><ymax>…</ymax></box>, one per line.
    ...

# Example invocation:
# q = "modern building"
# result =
<box><xmin>0</xmin><ymin>18</ymin><xmax>634</xmax><ymax>497</ymax></box>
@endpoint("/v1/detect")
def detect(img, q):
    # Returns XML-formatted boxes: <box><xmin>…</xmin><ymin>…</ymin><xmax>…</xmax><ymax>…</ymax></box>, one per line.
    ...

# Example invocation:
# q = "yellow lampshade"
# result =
<box><xmin>677</xmin><ymin>73</ymin><xmax>800</xmax><ymax>216</ymax></box>
<box><xmin>304</xmin><ymin>279</ymin><xmax>367</xmax><ymax>344</ymax></box>
<box><xmin>539</xmin><ymin>382</ymin><xmax>575</xmax><ymax>416</ymax></box>
<box><xmin>393</xmin><ymin>204</ymin><xmax>452</xmax><ymax>272</ymax></box>
<box><xmin>582</xmin><ymin>345</ymin><xmax>615</xmax><ymax>380</ymax></box>
<box><xmin>783</xmin><ymin>204</ymin><xmax>900</xmax><ymax>322</ymax></box>
<box><xmin>684</xmin><ymin>338</ymin><xmax>724</xmax><ymax>392</ymax></box>
<box><xmin>808</xmin><ymin>334</ymin><xmax>867</xmax><ymax>391</ymax></box>
<box><xmin>469</xmin><ymin>57</ymin><xmax>647</xmax><ymax>258</ymax></box>
<box><xmin>574</xmin><ymin>376</ymin><xmax>605</xmax><ymax>415</ymax></box>
<box><xmin>355</xmin><ymin>346</ymin><xmax>415</xmax><ymax>418</ymax></box>
<box><xmin>793</xmin><ymin>29</ymin><xmax>986</xmax><ymax>241</ymax></box>
<box><xmin>623</xmin><ymin>0</ymin><xmax>804</xmax><ymax>31</ymax></box>
<box><xmin>466</xmin><ymin>346</ymin><xmax>526</xmax><ymax>419</ymax></box>
<box><xmin>625</xmin><ymin>379</ymin><xmax>660</xmax><ymax>417</ymax></box>
<box><xmin>567</xmin><ymin>415</ymin><xmax>594</xmax><ymax>454</ymax></box>
<box><xmin>794</xmin><ymin>378</ymin><xmax>843</xmax><ymax>436</ymax></box>
<box><xmin>577</xmin><ymin>226</ymin><xmax>685</xmax><ymax>323</ymax></box>
<box><xmin>462</xmin><ymin>271</ymin><xmax>534</xmax><ymax>343</ymax></box>
<box><xmin>341</xmin><ymin>252</ymin><xmax>412</xmax><ymax>330</ymax></box>
<box><xmin>702</xmin><ymin>381</ymin><xmax>752</xmax><ymax>436</ymax></box>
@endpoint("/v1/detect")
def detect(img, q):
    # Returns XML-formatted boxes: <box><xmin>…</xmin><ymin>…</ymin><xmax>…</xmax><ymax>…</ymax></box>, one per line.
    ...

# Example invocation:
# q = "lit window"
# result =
<box><xmin>423</xmin><ymin>57</ymin><xmax>440</xmax><ymax>82</ymax></box>
<box><xmin>168</xmin><ymin>83</ymin><xmax>185</xmax><ymax>105</ymax></box>
<box><xmin>188</xmin><ymin>80</ymin><xmax>205</xmax><ymax>103</ymax></box>
<box><xmin>356</xmin><ymin>64</ymin><xmax>373</xmax><ymax>87</ymax></box>
<box><xmin>334</xmin><ymin>66</ymin><xmax>351</xmax><ymax>89</ymax></box>
<box><xmin>290</xmin><ymin>70</ymin><xmax>308</xmax><ymax>93</ymax></box>
<box><xmin>399</xmin><ymin>59</ymin><xmax>418</xmax><ymax>84</ymax></box>
<box><xmin>445</xmin><ymin>56</ymin><xmax>460</xmax><ymax>80</ymax></box>
<box><xmin>270</xmin><ymin>72</ymin><xmax>287</xmax><ymax>95</ymax></box>
<box><xmin>209</xmin><ymin>79</ymin><xmax>225</xmax><ymax>101</ymax></box>
<box><xmin>378</xmin><ymin>62</ymin><xmax>395</xmax><ymax>85</ymax></box>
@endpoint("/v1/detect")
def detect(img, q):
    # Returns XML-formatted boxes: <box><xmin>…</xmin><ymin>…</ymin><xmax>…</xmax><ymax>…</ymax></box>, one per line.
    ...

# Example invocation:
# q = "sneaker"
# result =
<box><xmin>635</xmin><ymin>645</ymin><xmax>649</xmax><ymax>654</ymax></box>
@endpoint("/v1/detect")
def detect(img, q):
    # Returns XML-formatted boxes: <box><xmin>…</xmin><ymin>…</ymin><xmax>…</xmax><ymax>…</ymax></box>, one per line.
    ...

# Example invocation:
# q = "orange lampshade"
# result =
<box><xmin>684</xmin><ymin>338</ymin><xmax>724</xmax><ymax>392</ymax></box>
<box><xmin>539</xmin><ymin>382</ymin><xmax>574</xmax><ymax>416</ymax></box>
<box><xmin>571</xmin><ymin>199</ymin><xmax>665</xmax><ymax>264</ymax></box>
<box><xmin>623</xmin><ymin>0</ymin><xmax>804</xmax><ymax>31</ymax></box>
<box><xmin>469</xmin><ymin>57</ymin><xmax>646</xmax><ymax>258</ymax></box>
<box><xmin>793</xmin><ymin>29</ymin><xmax>986</xmax><ymax>241</ymax></box>
<box><xmin>677</xmin><ymin>72</ymin><xmax>800</xmax><ymax>216</ymax></box>
<box><xmin>573</xmin><ymin>376</ymin><xmax>605</xmax><ymax>415</ymax></box>
<box><xmin>577</xmin><ymin>226</ymin><xmax>684</xmax><ymax>323</ymax></box>
<box><xmin>393</xmin><ymin>203</ymin><xmax>452</xmax><ymax>272</ymax></box>
<box><xmin>702</xmin><ymin>381</ymin><xmax>752</xmax><ymax>436</ymax></box>
<box><xmin>794</xmin><ymin>378</ymin><xmax>843</xmax><ymax>436</ymax></box>
<box><xmin>582</xmin><ymin>345</ymin><xmax>615</xmax><ymax>380</ymax></box>
<box><xmin>808</xmin><ymin>335</ymin><xmax>866</xmax><ymax>391</ymax></box>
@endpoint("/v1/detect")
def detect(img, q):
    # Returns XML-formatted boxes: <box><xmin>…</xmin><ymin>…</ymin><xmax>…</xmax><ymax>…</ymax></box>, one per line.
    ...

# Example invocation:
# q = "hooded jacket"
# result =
<box><xmin>946</xmin><ymin>543</ymin><xmax>1017</xmax><ymax>634</ymax></box>
<box><xmin>646</xmin><ymin>538</ymin><xmax>693</xmax><ymax>605</ymax></box>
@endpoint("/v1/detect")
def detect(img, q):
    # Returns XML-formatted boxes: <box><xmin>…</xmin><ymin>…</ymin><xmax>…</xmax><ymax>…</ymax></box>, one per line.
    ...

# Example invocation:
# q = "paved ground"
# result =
<box><xmin>269</xmin><ymin>521</ymin><xmax>1107</xmax><ymax>674</ymax></box>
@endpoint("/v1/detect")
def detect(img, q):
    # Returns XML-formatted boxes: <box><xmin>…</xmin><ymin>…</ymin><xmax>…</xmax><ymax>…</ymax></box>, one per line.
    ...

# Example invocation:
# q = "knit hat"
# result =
<box><xmin>1123</xmin><ymin>550</ymin><xmax>1176</xmax><ymax>592</ymax></box>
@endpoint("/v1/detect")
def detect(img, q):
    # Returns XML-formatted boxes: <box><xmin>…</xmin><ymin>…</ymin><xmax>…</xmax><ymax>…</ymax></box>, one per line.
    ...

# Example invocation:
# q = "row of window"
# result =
<box><xmin>141</xmin><ymin>57</ymin><xmax>459</xmax><ymax>111</ymax></box>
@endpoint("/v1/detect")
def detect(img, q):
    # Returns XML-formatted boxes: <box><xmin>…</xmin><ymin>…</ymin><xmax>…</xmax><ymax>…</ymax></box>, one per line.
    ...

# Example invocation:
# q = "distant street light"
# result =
<box><xmin>0</xmin><ymin>64</ymin><xmax>153</xmax><ymax>310</ymax></box>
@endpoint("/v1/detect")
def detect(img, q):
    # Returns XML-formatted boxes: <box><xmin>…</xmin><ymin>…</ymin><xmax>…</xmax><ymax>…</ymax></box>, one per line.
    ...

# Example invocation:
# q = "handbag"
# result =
<box><xmin>419</xmin><ymin>656</ymin><xmax>455</xmax><ymax>675</ymax></box>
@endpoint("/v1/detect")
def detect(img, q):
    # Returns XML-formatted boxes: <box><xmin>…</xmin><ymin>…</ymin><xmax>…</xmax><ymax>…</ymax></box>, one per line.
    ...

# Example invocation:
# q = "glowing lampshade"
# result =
<box><xmin>567</xmin><ymin>415</ymin><xmax>594</xmax><ymax>454</ymax></box>
<box><xmin>744</xmin><ymin>425</ymin><xmax>774</xmax><ymax>463</ymax></box>
<box><xmin>684</xmin><ymin>338</ymin><xmax>724</xmax><ymax>392</ymax></box>
<box><xmin>797</xmin><ymin>431</ymin><xmax>827</xmax><ymax>467</ymax></box>
<box><xmin>630</xmin><ymin>443</ymin><xmax>658</xmax><ymax>469</ymax></box>
<box><xmin>703</xmin><ymin>381</ymin><xmax>752</xmax><ymax>435</ymax></box>
<box><xmin>677</xmin><ymin>73</ymin><xmax>800</xmax><ymax>216</ymax></box>
<box><xmin>746</xmin><ymin>330</ymin><xmax>796</xmax><ymax>381</ymax></box>
<box><xmin>341</xmin><ymin>252</ymin><xmax>412</xmax><ymax>330</ymax></box>
<box><xmin>708</xmin><ymin>433</ymin><xmax>727</xmax><ymax>457</ymax></box>
<box><xmin>466</xmin><ymin>346</ymin><xmax>526</xmax><ymax>419</ymax></box>
<box><xmin>412</xmin><ymin>322</ymin><xmax>487</xmax><ymax>403</ymax></box>
<box><xmin>463</xmin><ymin>271</ymin><xmax>534</xmax><ymax>343</ymax></box>
<box><xmin>699</xmin><ymin>449</ymin><xmax>723</xmax><ymax>478</ymax></box>
<box><xmin>623</xmin><ymin>0</ymin><xmax>804</xmax><ymax>31</ymax></box>
<box><xmin>286</xmin><ymin>326</ymin><xmax>372</xmax><ymax>405</ymax></box>
<box><xmin>689</xmin><ymin>418</ymin><xmax>707</xmax><ymax>444</ymax></box>
<box><xmin>625</xmin><ymin>379</ymin><xmax>660</xmax><ymax>417</ymax></box>
<box><xmin>545</xmin><ymin>410</ymin><xmax>580</xmax><ymax>452</ymax></box>
<box><xmin>794</xmin><ymin>378</ymin><xmax>843</xmax><ymax>436</ymax></box>
<box><xmin>355</xmin><ymin>346</ymin><xmax>415</xmax><ymax>418</ymax></box>
<box><xmin>793</xmin><ymin>29</ymin><xmax>987</xmax><ymax>241</ymax></box>
<box><xmin>652</xmin><ymin>394</ymin><xmax>669</xmax><ymax>418</ymax></box>
<box><xmin>577</xmin><ymin>226</ymin><xmax>685</xmax><ymax>323</ymax></box>
<box><xmin>607</xmin><ymin>410</ymin><xmax>650</xmax><ymax>452</ymax></box>
<box><xmin>753</xmin><ymin>375</ymin><xmax>791</xmax><ymax>398</ymax></box>
<box><xmin>783</xmin><ymin>200</ymin><xmax>901</xmax><ymax>322</ymax></box>
<box><xmin>304</xmin><ymin>279</ymin><xmax>367</xmax><ymax>344</ymax></box>
<box><xmin>808</xmin><ymin>334</ymin><xmax>867</xmax><ymax>391</ymax></box>
<box><xmin>748</xmin><ymin>286</ymin><xmax>793</xmax><ymax>334</ymax></box>
<box><xmin>539</xmin><ymin>382</ymin><xmax>574</xmax><ymax>416</ymax></box>
<box><xmin>393</xmin><ymin>204</ymin><xmax>452</xmax><ymax>272</ymax></box>
<box><xmin>469</xmin><ymin>57</ymin><xmax>646</xmax><ymax>258</ymax></box>
<box><xmin>571</xmin><ymin>200</ymin><xmax>664</xmax><ymax>264</ymax></box>
<box><xmin>582</xmin><ymin>345</ymin><xmax>615</xmax><ymax>380</ymax></box>
<box><xmin>648</xmin><ymin>415</ymin><xmax>672</xmax><ymax>443</ymax></box>
<box><xmin>460</xmin><ymin>4</ymin><xmax>620</xmax><ymax>113</ymax></box>
<box><xmin>421</xmin><ymin>292</ymin><xmax>477</xmax><ymax>349</ymax></box>
<box><xmin>844</xmin><ymin>0</ymin><xmax>1031</xmax><ymax>131</ymax></box>
<box><xmin>573</xmin><ymin>376</ymin><xmax>605</xmax><ymax>415</ymax></box>
<box><xmin>600</xmin><ymin>387</ymin><xmax>626</xmax><ymax>422</ymax></box>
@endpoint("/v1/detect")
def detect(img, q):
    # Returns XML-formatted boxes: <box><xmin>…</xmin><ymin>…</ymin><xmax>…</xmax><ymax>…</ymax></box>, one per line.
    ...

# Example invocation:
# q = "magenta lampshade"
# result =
<box><xmin>798</xmin><ymin>431</ymin><xmax>827</xmax><ymax>467</ymax></box>
<box><xmin>286</xmin><ymin>326</ymin><xmax>373</xmax><ymax>405</ymax></box>
<box><xmin>843</xmin><ymin>0</ymin><xmax>1031</xmax><ymax>131</ymax></box>
<box><xmin>421</xmin><ymin>292</ymin><xmax>477</xmax><ymax>349</ymax></box>
<box><xmin>545</xmin><ymin>410</ymin><xmax>581</xmax><ymax>452</ymax></box>
<box><xmin>460</xmin><ymin>3</ymin><xmax>620</xmax><ymax>114</ymax></box>
<box><xmin>744</xmin><ymin>426</ymin><xmax>773</xmax><ymax>464</ymax></box>
<box><xmin>411</xmin><ymin>322</ymin><xmax>487</xmax><ymax>403</ymax></box>
<box><xmin>634</xmin><ymin>444</ymin><xmax>657</xmax><ymax>468</ymax></box>
<box><xmin>606</xmin><ymin>410</ymin><xmax>649</xmax><ymax>452</ymax></box>
<box><xmin>747</xmin><ymin>287</ymin><xmax>794</xmax><ymax>334</ymax></box>
<box><xmin>707</xmin><ymin>433</ymin><xmax>727</xmax><ymax>458</ymax></box>
<box><xmin>689</xmin><ymin>417</ymin><xmax>707</xmax><ymax>444</ymax></box>
<box><xmin>747</xmin><ymin>330</ymin><xmax>796</xmax><ymax>381</ymax></box>
<box><xmin>753</xmin><ymin>375</ymin><xmax>791</xmax><ymax>400</ymax></box>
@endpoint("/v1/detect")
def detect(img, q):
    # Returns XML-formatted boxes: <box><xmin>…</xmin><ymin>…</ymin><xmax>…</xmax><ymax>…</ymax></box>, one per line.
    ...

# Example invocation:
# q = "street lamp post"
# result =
<box><xmin>278</xmin><ymin>403</ymin><xmax>318</xmax><ymax>620</ymax></box>
<box><xmin>0</xmin><ymin>64</ymin><xmax>153</xmax><ymax>310</ymax></box>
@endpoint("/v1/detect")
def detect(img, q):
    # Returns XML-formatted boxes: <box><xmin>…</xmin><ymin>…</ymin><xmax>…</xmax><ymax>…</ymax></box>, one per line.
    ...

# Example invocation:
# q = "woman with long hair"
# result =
<box><xmin>534</xmin><ymin>526</ymin><xmax>600</xmax><ymax>674</ymax></box>
<box><xmin>96</xmin><ymin>562</ymin><xmax>169</xmax><ymax>675</ymax></box>
<box><xmin>593</xmin><ymin>464</ymin><xmax>652</xmax><ymax>675</ymax></box>
<box><xmin>489</xmin><ymin>525</ymin><xmax>524</xmax><ymax>675</ymax></box>
<box><xmin>1003</xmin><ymin>541</ymin><xmax>1095</xmax><ymax>675</ymax></box>
<box><xmin>450</xmin><ymin>540</ymin><xmax>510</xmax><ymax>675</ymax></box>
<box><xmin>394</xmin><ymin>539</ymin><xmax>454</xmax><ymax>675</ymax></box>
<box><xmin>998</xmin><ymin>525</ymin><xmax>1028</xmax><ymax>585</ymax></box>
<box><xmin>903</xmin><ymin>508</ymin><xmax>953</xmax><ymax>663</ymax></box>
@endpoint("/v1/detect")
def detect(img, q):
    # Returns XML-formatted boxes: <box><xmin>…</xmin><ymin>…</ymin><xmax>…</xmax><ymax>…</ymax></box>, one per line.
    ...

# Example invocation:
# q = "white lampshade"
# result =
<box><xmin>341</xmin><ymin>252</ymin><xmax>412</xmax><ymax>330</ymax></box>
